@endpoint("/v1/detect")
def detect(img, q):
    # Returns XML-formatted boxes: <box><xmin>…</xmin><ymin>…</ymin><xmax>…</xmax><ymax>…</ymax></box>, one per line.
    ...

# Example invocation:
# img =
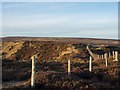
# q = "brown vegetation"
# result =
<box><xmin>1</xmin><ymin>37</ymin><xmax>120</xmax><ymax>89</ymax></box>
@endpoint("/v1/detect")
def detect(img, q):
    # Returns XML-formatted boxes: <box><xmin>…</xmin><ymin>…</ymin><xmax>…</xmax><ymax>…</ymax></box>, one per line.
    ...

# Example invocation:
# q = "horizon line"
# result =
<box><xmin>1</xmin><ymin>36</ymin><xmax>119</xmax><ymax>40</ymax></box>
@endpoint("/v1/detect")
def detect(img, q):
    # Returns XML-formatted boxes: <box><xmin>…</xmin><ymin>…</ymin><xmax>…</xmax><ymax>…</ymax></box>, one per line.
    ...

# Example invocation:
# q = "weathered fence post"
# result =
<box><xmin>104</xmin><ymin>53</ymin><xmax>106</xmax><ymax>59</ymax></box>
<box><xmin>31</xmin><ymin>56</ymin><xmax>36</xmax><ymax>88</ymax></box>
<box><xmin>89</xmin><ymin>56</ymin><xmax>92</xmax><ymax>72</ymax></box>
<box><xmin>109</xmin><ymin>52</ymin><xmax>111</xmax><ymax>58</ymax></box>
<box><xmin>102</xmin><ymin>55</ymin><xmax>104</xmax><ymax>59</ymax></box>
<box><xmin>113</xmin><ymin>51</ymin><xmax>115</xmax><ymax>59</ymax></box>
<box><xmin>105</xmin><ymin>53</ymin><xmax>108</xmax><ymax>67</ymax></box>
<box><xmin>68</xmin><ymin>60</ymin><xmax>71</xmax><ymax>76</ymax></box>
<box><xmin>115</xmin><ymin>51</ymin><xmax>119</xmax><ymax>61</ymax></box>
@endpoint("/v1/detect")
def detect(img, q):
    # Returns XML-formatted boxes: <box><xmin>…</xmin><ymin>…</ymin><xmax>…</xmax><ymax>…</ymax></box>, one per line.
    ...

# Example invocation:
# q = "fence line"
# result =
<box><xmin>30</xmin><ymin>50</ymin><xmax>119</xmax><ymax>88</ymax></box>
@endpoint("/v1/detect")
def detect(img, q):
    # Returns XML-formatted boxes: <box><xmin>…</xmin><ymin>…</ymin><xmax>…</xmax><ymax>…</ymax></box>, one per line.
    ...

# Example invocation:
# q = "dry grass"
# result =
<box><xmin>2</xmin><ymin>40</ymin><xmax>120</xmax><ymax>89</ymax></box>
<box><xmin>2</xmin><ymin>59</ymin><xmax>120</xmax><ymax>89</ymax></box>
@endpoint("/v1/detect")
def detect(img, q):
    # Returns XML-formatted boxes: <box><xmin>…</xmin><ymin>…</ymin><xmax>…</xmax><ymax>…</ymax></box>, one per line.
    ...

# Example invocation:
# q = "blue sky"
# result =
<box><xmin>2</xmin><ymin>2</ymin><xmax>118</xmax><ymax>39</ymax></box>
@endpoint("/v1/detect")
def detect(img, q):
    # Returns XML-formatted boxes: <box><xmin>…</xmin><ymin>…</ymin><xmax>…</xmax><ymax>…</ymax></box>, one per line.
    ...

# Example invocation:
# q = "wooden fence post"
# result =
<box><xmin>102</xmin><ymin>55</ymin><xmax>104</xmax><ymax>59</ymax></box>
<box><xmin>105</xmin><ymin>53</ymin><xmax>108</xmax><ymax>67</ymax></box>
<box><xmin>31</xmin><ymin>56</ymin><xmax>36</xmax><ymax>88</ymax></box>
<box><xmin>109</xmin><ymin>52</ymin><xmax>111</xmax><ymax>58</ymax></box>
<box><xmin>68</xmin><ymin>60</ymin><xmax>71</xmax><ymax>76</ymax></box>
<box><xmin>104</xmin><ymin>53</ymin><xmax>106</xmax><ymax>59</ymax></box>
<box><xmin>113</xmin><ymin>51</ymin><xmax>115</xmax><ymax>59</ymax></box>
<box><xmin>89</xmin><ymin>56</ymin><xmax>92</xmax><ymax>72</ymax></box>
<box><xmin>115</xmin><ymin>51</ymin><xmax>118</xmax><ymax>61</ymax></box>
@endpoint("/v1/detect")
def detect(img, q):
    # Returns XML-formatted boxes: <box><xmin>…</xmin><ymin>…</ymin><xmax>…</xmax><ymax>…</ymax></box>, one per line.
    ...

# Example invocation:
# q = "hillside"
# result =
<box><xmin>1</xmin><ymin>37</ymin><xmax>120</xmax><ymax>89</ymax></box>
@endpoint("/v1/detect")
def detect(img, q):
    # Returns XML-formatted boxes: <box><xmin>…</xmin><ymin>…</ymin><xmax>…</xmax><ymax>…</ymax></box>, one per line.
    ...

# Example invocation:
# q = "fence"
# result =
<box><xmin>30</xmin><ymin>48</ymin><xmax>119</xmax><ymax>88</ymax></box>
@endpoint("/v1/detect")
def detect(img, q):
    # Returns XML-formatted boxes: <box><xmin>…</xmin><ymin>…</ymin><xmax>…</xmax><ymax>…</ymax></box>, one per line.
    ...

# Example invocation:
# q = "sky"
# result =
<box><xmin>2</xmin><ymin>2</ymin><xmax>118</xmax><ymax>39</ymax></box>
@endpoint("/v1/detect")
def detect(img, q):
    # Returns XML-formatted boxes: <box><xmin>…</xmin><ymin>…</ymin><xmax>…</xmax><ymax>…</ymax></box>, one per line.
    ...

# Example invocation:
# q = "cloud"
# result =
<box><xmin>2</xmin><ymin>29</ymin><xmax>118</xmax><ymax>39</ymax></box>
<box><xmin>3</xmin><ymin>13</ymin><xmax>117</xmax><ymax>39</ymax></box>
<box><xmin>3</xmin><ymin>13</ymin><xmax>117</xmax><ymax>27</ymax></box>
<box><xmin>2</xmin><ymin>2</ymin><xmax>118</xmax><ymax>39</ymax></box>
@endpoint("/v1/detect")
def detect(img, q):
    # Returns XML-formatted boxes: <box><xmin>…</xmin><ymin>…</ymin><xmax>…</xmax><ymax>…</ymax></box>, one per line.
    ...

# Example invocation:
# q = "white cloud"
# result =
<box><xmin>2</xmin><ymin>7</ymin><xmax>118</xmax><ymax>39</ymax></box>
<box><xmin>3</xmin><ymin>13</ymin><xmax>117</xmax><ymax>27</ymax></box>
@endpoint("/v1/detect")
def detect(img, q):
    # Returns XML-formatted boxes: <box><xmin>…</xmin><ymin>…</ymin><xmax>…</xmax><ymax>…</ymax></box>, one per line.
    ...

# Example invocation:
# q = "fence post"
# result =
<box><xmin>102</xmin><ymin>55</ymin><xmax>104</xmax><ymax>59</ymax></box>
<box><xmin>113</xmin><ymin>51</ymin><xmax>115</xmax><ymax>59</ymax></box>
<box><xmin>115</xmin><ymin>51</ymin><xmax>118</xmax><ymax>61</ymax></box>
<box><xmin>89</xmin><ymin>56</ymin><xmax>92</xmax><ymax>72</ymax></box>
<box><xmin>31</xmin><ymin>56</ymin><xmax>36</xmax><ymax>88</ymax></box>
<box><xmin>105</xmin><ymin>53</ymin><xmax>108</xmax><ymax>67</ymax></box>
<box><xmin>68</xmin><ymin>60</ymin><xmax>71</xmax><ymax>76</ymax></box>
<box><xmin>109</xmin><ymin>52</ymin><xmax>111</xmax><ymax>58</ymax></box>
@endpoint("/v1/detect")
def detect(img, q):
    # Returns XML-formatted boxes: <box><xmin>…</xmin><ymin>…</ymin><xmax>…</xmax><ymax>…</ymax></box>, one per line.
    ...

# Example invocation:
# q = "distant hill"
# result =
<box><xmin>1</xmin><ymin>37</ymin><xmax>119</xmax><ymax>45</ymax></box>
<box><xmin>1</xmin><ymin>37</ymin><xmax>120</xmax><ymax>62</ymax></box>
